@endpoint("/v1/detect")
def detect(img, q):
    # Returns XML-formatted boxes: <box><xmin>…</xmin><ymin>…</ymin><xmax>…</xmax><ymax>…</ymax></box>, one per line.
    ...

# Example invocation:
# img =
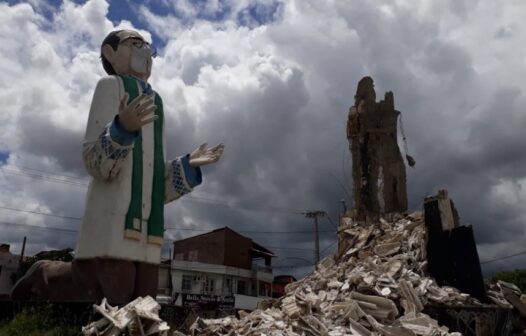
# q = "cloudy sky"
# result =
<box><xmin>1</xmin><ymin>0</ymin><xmax>525</xmax><ymax>279</ymax></box>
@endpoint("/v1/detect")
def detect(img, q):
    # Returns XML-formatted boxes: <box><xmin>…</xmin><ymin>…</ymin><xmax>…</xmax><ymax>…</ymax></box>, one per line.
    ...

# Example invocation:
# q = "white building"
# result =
<box><xmin>168</xmin><ymin>227</ymin><xmax>275</xmax><ymax>313</ymax></box>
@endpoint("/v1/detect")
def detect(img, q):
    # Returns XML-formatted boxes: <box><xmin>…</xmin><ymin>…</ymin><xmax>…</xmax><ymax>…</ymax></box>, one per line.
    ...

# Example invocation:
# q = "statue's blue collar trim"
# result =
<box><xmin>122</xmin><ymin>75</ymin><xmax>153</xmax><ymax>95</ymax></box>
<box><xmin>137</xmin><ymin>78</ymin><xmax>153</xmax><ymax>95</ymax></box>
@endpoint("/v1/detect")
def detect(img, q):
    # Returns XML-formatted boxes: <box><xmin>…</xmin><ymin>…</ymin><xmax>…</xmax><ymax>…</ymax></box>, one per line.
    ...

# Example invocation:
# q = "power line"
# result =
<box><xmin>187</xmin><ymin>194</ymin><xmax>305</xmax><ymax>215</ymax></box>
<box><xmin>265</xmin><ymin>246</ymin><xmax>314</xmax><ymax>252</ymax></box>
<box><xmin>480</xmin><ymin>250</ymin><xmax>526</xmax><ymax>265</ymax></box>
<box><xmin>1</xmin><ymin>165</ymin><xmax>310</xmax><ymax>215</ymax></box>
<box><xmin>9</xmin><ymin>164</ymin><xmax>89</xmax><ymax>181</ymax></box>
<box><xmin>0</xmin><ymin>206</ymin><xmax>334</xmax><ymax>234</ymax></box>
<box><xmin>0</xmin><ymin>205</ymin><xmax>82</xmax><ymax>221</ymax></box>
<box><xmin>162</xmin><ymin>238</ymin><xmax>316</xmax><ymax>252</ymax></box>
<box><xmin>0</xmin><ymin>167</ymin><xmax>89</xmax><ymax>187</ymax></box>
<box><xmin>0</xmin><ymin>221</ymin><xmax>324</xmax><ymax>255</ymax></box>
<box><xmin>181</xmin><ymin>197</ymin><xmax>303</xmax><ymax>216</ymax></box>
<box><xmin>272</xmin><ymin>241</ymin><xmax>337</xmax><ymax>274</ymax></box>
<box><xmin>0</xmin><ymin>199</ymin><xmax>315</xmax><ymax>230</ymax></box>
<box><xmin>165</xmin><ymin>227</ymin><xmax>334</xmax><ymax>234</ymax></box>
<box><xmin>297</xmin><ymin>268</ymin><xmax>315</xmax><ymax>279</ymax></box>
<box><xmin>326</xmin><ymin>214</ymin><xmax>338</xmax><ymax>230</ymax></box>
<box><xmin>163</xmin><ymin>263</ymin><xmax>314</xmax><ymax>271</ymax></box>
<box><xmin>4</xmin><ymin>164</ymin><xmax>305</xmax><ymax>214</ymax></box>
<box><xmin>0</xmin><ymin>221</ymin><xmax>78</xmax><ymax>234</ymax></box>
<box><xmin>320</xmin><ymin>239</ymin><xmax>337</xmax><ymax>256</ymax></box>
<box><xmin>0</xmin><ymin>199</ymin><xmax>336</xmax><ymax>236</ymax></box>
<box><xmin>0</xmin><ymin>164</ymin><xmax>338</xmax><ymax>252</ymax></box>
<box><xmin>327</xmin><ymin>170</ymin><xmax>352</xmax><ymax>205</ymax></box>
<box><xmin>1</xmin><ymin>165</ymin><xmax>324</xmax><ymax>249</ymax></box>
<box><xmin>273</xmin><ymin>257</ymin><xmax>314</xmax><ymax>268</ymax></box>
<box><xmin>4</xmin><ymin>165</ymin><xmax>305</xmax><ymax>214</ymax></box>
<box><xmin>273</xmin><ymin>264</ymin><xmax>314</xmax><ymax>269</ymax></box>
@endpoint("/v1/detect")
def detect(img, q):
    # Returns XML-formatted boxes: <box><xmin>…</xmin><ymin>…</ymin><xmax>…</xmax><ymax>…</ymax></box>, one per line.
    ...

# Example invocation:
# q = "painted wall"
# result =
<box><xmin>172</xmin><ymin>228</ymin><xmax>263</xmax><ymax>270</ymax></box>
<box><xmin>0</xmin><ymin>252</ymin><xmax>19</xmax><ymax>297</ymax></box>
<box><xmin>173</xmin><ymin>229</ymin><xmax>227</xmax><ymax>266</ymax></box>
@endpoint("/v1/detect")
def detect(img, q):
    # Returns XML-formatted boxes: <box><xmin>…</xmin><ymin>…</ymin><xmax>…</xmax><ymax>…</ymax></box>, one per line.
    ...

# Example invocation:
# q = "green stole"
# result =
<box><xmin>120</xmin><ymin>75</ymin><xmax>165</xmax><ymax>246</ymax></box>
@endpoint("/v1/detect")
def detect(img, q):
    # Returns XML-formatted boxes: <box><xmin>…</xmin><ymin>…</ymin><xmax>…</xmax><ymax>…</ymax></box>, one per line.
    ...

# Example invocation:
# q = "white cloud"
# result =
<box><xmin>2</xmin><ymin>0</ymin><xmax>526</xmax><ymax>277</ymax></box>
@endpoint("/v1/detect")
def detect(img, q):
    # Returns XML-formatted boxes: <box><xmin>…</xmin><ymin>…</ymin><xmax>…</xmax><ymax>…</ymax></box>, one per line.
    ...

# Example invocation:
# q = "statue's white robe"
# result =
<box><xmin>75</xmin><ymin>76</ymin><xmax>201</xmax><ymax>264</ymax></box>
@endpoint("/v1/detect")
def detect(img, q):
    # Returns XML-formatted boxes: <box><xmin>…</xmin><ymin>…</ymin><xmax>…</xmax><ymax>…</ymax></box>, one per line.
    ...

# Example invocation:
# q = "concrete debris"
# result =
<box><xmin>398</xmin><ymin>280</ymin><xmax>424</xmax><ymax>314</ymax></box>
<box><xmin>350</xmin><ymin>291</ymin><xmax>398</xmax><ymax>321</ymax></box>
<box><xmin>82</xmin><ymin>296</ymin><xmax>170</xmax><ymax>336</ymax></box>
<box><xmin>191</xmin><ymin>213</ymin><xmax>500</xmax><ymax>335</ymax></box>
<box><xmin>487</xmin><ymin>281</ymin><xmax>526</xmax><ymax>317</ymax></box>
<box><xmin>373</xmin><ymin>242</ymin><xmax>401</xmax><ymax>257</ymax></box>
<box><xmin>183</xmin><ymin>212</ymin><xmax>524</xmax><ymax>335</ymax></box>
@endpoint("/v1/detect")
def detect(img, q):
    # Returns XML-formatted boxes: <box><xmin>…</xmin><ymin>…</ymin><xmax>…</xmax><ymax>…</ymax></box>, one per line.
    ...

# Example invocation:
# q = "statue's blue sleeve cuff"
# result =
<box><xmin>180</xmin><ymin>154</ymin><xmax>202</xmax><ymax>188</ymax></box>
<box><xmin>110</xmin><ymin>116</ymin><xmax>139</xmax><ymax>146</ymax></box>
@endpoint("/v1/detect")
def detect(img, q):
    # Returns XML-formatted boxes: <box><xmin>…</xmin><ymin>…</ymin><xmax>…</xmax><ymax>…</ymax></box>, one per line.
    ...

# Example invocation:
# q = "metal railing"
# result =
<box><xmin>251</xmin><ymin>264</ymin><xmax>272</xmax><ymax>273</ymax></box>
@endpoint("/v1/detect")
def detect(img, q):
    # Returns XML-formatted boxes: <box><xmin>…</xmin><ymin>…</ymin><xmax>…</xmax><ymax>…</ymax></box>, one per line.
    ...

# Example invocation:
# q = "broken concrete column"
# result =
<box><xmin>425</xmin><ymin>189</ymin><xmax>459</xmax><ymax>231</ymax></box>
<box><xmin>346</xmin><ymin>76</ymin><xmax>408</xmax><ymax>223</ymax></box>
<box><xmin>424</xmin><ymin>189</ymin><xmax>486</xmax><ymax>302</ymax></box>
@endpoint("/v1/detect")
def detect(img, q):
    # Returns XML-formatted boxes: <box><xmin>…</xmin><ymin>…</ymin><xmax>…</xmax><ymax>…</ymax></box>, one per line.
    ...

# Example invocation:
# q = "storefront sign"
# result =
<box><xmin>182</xmin><ymin>294</ymin><xmax>235</xmax><ymax>310</ymax></box>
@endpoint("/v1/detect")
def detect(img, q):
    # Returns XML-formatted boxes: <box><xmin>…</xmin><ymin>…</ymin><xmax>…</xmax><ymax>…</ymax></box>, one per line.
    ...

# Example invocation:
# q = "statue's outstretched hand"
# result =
<box><xmin>119</xmin><ymin>93</ymin><xmax>158</xmax><ymax>132</ymax></box>
<box><xmin>189</xmin><ymin>143</ymin><xmax>225</xmax><ymax>167</ymax></box>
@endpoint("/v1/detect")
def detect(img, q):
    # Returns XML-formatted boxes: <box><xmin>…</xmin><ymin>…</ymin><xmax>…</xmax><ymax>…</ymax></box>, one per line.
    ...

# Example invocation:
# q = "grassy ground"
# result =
<box><xmin>0</xmin><ymin>312</ymin><xmax>78</xmax><ymax>336</ymax></box>
<box><xmin>0</xmin><ymin>302</ymin><xmax>187</xmax><ymax>335</ymax></box>
<box><xmin>0</xmin><ymin>303</ymin><xmax>90</xmax><ymax>336</ymax></box>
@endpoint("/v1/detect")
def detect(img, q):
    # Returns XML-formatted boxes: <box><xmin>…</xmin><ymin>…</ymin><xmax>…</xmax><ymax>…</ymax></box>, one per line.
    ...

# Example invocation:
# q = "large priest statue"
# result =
<box><xmin>11</xmin><ymin>30</ymin><xmax>224</xmax><ymax>303</ymax></box>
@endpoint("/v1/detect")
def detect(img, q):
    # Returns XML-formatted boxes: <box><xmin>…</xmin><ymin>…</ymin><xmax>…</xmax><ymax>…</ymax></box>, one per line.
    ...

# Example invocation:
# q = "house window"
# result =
<box><xmin>237</xmin><ymin>280</ymin><xmax>247</xmax><ymax>295</ymax></box>
<box><xmin>174</xmin><ymin>253</ymin><xmax>184</xmax><ymax>261</ymax></box>
<box><xmin>182</xmin><ymin>275</ymin><xmax>192</xmax><ymax>291</ymax></box>
<box><xmin>188</xmin><ymin>250</ymin><xmax>198</xmax><ymax>261</ymax></box>
<box><xmin>203</xmin><ymin>278</ymin><xmax>215</xmax><ymax>294</ymax></box>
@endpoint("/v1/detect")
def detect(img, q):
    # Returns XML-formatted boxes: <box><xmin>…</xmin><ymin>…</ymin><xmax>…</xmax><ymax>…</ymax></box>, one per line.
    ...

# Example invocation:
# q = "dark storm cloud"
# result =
<box><xmin>2</xmin><ymin>0</ymin><xmax>526</xmax><ymax>279</ymax></box>
<box><xmin>121</xmin><ymin>0</ymin><xmax>526</xmax><ymax>276</ymax></box>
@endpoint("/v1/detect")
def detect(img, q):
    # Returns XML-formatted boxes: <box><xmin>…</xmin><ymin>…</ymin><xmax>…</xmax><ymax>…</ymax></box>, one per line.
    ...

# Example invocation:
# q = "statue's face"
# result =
<box><xmin>102</xmin><ymin>30</ymin><xmax>154</xmax><ymax>81</ymax></box>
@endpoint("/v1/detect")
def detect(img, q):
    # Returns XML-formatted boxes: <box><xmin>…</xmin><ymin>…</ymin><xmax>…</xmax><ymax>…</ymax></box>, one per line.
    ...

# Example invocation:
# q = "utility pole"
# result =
<box><xmin>304</xmin><ymin>211</ymin><xmax>326</xmax><ymax>264</ymax></box>
<box><xmin>19</xmin><ymin>236</ymin><xmax>27</xmax><ymax>265</ymax></box>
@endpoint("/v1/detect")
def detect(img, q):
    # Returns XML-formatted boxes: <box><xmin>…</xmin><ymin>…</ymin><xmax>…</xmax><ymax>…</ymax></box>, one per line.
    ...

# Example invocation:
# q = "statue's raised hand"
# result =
<box><xmin>119</xmin><ymin>93</ymin><xmax>157</xmax><ymax>132</ymax></box>
<box><xmin>189</xmin><ymin>143</ymin><xmax>225</xmax><ymax>167</ymax></box>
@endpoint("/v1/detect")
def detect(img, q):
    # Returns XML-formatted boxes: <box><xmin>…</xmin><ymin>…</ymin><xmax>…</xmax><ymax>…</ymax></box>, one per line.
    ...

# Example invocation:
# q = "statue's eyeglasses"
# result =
<box><xmin>116</xmin><ymin>38</ymin><xmax>158</xmax><ymax>58</ymax></box>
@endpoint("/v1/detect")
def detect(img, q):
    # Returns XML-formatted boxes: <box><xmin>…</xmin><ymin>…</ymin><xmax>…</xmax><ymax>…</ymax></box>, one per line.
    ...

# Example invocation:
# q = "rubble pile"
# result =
<box><xmin>191</xmin><ymin>212</ymin><xmax>519</xmax><ymax>336</ymax></box>
<box><xmin>83</xmin><ymin>296</ymin><xmax>170</xmax><ymax>336</ymax></box>
<box><xmin>488</xmin><ymin>281</ymin><xmax>526</xmax><ymax>316</ymax></box>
